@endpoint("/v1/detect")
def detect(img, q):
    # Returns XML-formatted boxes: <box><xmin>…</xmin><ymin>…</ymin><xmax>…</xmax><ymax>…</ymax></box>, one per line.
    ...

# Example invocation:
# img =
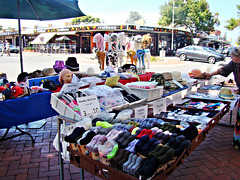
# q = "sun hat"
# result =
<box><xmin>219</xmin><ymin>87</ymin><xmax>235</xmax><ymax>100</ymax></box>
<box><xmin>42</xmin><ymin>68</ymin><xmax>57</xmax><ymax>77</ymax></box>
<box><xmin>53</xmin><ymin>60</ymin><xmax>66</xmax><ymax>73</ymax></box>
<box><xmin>85</xmin><ymin>67</ymin><xmax>98</xmax><ymax>76</ymax></box>
<box><xmin>171</xmin><ymin>71</ymin><xmax>182</xmax><ymax>81</ymax></box>
<box><xmin>65</xmin><ymin>57</ymin><xmax>79</xmax><ymax>71</ymax></box>
<box><xmin>190</xmin><ymin>69</ymin><xmax>202</xmax><ymax>77</ymax></box>
<box><xmin>162</xmin><ymin>72</ymin><xmax>172</xmax><ymax>80</ymax></box>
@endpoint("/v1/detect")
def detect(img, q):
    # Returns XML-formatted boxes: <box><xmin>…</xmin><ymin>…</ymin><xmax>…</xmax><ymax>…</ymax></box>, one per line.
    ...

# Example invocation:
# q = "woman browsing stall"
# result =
<box><xmin>203</xmin><ymin>47</ymin><xmax>240</xmax><ymax>149</ymax></box>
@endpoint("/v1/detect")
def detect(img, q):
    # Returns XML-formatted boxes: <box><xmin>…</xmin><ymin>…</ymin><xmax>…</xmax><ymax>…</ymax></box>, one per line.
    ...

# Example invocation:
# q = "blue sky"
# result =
<box><xmin>0</xmin><ymin>0</ymin><xmax>239</xmax><ymax>45</ymax></box>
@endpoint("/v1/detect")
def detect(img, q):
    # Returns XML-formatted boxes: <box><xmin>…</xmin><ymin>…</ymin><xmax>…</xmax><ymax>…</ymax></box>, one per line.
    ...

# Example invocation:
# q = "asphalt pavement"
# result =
<box><xmin>0</xmin><ymin>52</ymin><xmax>231</xmax><ymax>82</ymax></box>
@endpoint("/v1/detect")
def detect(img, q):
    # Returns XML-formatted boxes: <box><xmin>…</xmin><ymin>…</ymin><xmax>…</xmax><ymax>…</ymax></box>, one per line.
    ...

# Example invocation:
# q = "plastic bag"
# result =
<box><xmin>115</xmin><ymin>109</ymin><xmax>133</xmax><ymax>121</ymax></box>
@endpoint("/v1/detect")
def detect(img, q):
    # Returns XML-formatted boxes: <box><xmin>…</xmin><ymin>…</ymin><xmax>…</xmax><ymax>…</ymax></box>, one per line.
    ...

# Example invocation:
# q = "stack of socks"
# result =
<box><xmin>64</xmin><ymin>127</ymin><xmax>85</xmax><ymax>143</ymax></box>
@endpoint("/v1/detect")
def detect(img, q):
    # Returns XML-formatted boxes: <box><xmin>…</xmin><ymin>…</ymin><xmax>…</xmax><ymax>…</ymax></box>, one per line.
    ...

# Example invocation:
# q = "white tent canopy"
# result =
<box><xmin>31</xmin><ymin>32</ymin><xmax>56</xmax><ymax>45</ymax></box>
<box><xmin>55</xmin><ymin>35</ymin><xmax>71</xmax><ymax>41</ymax></box>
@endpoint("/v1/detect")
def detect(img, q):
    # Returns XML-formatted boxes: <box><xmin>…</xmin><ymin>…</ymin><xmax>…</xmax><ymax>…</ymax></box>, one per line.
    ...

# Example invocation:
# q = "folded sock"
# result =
<box><xmin>122</xmin><ymin>153</ymin><xmax>134</xmax><ymax>172</ymax></box>
<box><xmin>159</xmin><ymin>134</ymin><xmax>171</xmax><ymax>144</ymax></box>
<box><xmin>114</xmin><ymin>131</ymin><xmax>125</xmax><ymax>142</ymax></box>
<box><xmin>121</xmin><ymin>135</ymin><xmax>136</xmax><ymax>148</ymax></box>
<box><xmin>157</xmin><ymin>148</ymin><xmax>175</xmax><ymax>165</ymax></box>
<box><xmin>118</xmin><ymin>150</ymin><xmax>130</xmax><ymax>169</ymax></box>
<box><xmin>152</xmin><ymin>145</ymin><xmax>170</xmax><ymax>158</ymax></box>
<box><xmin>110</xmin><ymin>148</ymin><xmax>125</xmax><ymax>167</ymax></box>
<box><xmin>125</xmin><ymin>139</ymin><xmax>139</xmax><ymax>153</ymax></box>
<box><xmin>78</xmin><ymin>131</ymin><xmax>96</xmax><ymax>145</ymax></box>
<box><xmin>137</xmin><ymin>157</ymin><xmax>159</xmax><ymax>178</ymax></box>
<box><xmin>116</xmin><ymin>132</ymin><xmax>131</xmax><ymax>145</ymax></box>
<box><xmin>174</xmin><ymin>140</ymin><xmax>191</xmax><ymax>156</ymax></box>
<box><xmin>136</xmin><ymin>129</ymin><xmax>147</xmax><ymax>138</ymax></box>
<box><xmin>148</xmin><ymin>144</ymin><xmax>163</xmax><ymax>158</ymax></box>
<box><xmin>135</xmin><ymin>135</ymin><xmax>150</xmax><ymax>154</ymax></box>
<box><xmin>126</xmin><ymin>154</ymin><xmax>138</xmax><ymax>173</ymax></box>
<box><xmin>145</xmin><ymin>141</ymin><xmax>160</xmax><ymax>155</ymax></box>
<box><xmin>130</xmin><ymin>156</ymin><xmax>143</xmax><ymax>175</ymax></box>
<box><xmin>141</xmin><ymin>138</ymin><xmax>157</xmax><ymax>156</ymax></box>
<box><xmin>64</xmin><ymin>127</ymin><xmax>85</xmax><ymax>143</ymax></box>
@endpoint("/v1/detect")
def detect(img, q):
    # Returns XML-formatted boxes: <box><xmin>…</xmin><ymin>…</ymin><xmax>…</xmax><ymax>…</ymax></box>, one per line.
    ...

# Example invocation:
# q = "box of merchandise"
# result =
<box><xmin>50</xmin><ymin>92</ymin><xmax>82</xmax><ymax>121</ymax></box>
<box><xmin>129</xmin><ymin>86</ymin><xmax>164</xmax><ymax>101</ymax></box>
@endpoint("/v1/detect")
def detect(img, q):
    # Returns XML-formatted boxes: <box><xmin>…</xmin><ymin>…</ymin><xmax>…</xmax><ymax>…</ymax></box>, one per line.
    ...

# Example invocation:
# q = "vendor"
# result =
<box><xmin>203</xmin><ymin>47</ymin><xmax>240</xmax><ymax>149</ymax></box>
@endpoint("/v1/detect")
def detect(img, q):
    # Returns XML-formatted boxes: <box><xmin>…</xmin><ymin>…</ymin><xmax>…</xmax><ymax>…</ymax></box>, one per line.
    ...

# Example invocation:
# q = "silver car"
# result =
<box><xmin>175</xmin><ymin>45</ymin><xmax>225</xmax><ymax>64</ymax></box>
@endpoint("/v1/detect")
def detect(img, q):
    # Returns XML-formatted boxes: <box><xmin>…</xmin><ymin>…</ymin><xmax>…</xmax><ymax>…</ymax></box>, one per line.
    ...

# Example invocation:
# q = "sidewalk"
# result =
<box><xmin>0</xmin><ymin>108</ymin><xmax>239</xmax><ymax>179</ymax></box>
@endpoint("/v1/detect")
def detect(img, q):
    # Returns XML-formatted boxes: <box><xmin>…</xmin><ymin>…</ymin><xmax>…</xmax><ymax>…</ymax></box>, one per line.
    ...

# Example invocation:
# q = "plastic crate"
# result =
<box><xmin>50</xmin><ymin>92</ymin><xmax>82</xmax><ymax>121</ymax></box>
<box><xmin>129</xmin><ymin>86</ymin><xmax>163</xmax><ymax>101</ymax></box>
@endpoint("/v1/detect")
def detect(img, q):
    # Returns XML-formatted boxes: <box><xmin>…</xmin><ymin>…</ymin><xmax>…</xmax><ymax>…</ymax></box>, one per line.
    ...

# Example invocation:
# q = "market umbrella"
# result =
<box><xmin>0</xmin><ymin>0</ymin><xmax>85</xmax><ymax>73</ymax></box>
<box><xmin>55</xmin><ymin>35</ymin><xmax>71</xmax><ymax>53</ymax></box>
<box><xmin>55</xmin><ymin>35</ymin><xmax>71</xmax><ymax>41</ymax></box>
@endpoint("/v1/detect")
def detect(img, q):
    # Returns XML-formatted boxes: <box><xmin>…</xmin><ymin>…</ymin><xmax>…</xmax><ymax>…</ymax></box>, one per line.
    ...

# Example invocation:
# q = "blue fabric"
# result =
<box><xmin>162</xmin><ymin>86</ymin><xmax>188</xmax><ymax>98</ymax></box>
<box><xmin>0</xmin><ymin>91</ymin><xmax>58</xmax><ymax>129</ymax></box>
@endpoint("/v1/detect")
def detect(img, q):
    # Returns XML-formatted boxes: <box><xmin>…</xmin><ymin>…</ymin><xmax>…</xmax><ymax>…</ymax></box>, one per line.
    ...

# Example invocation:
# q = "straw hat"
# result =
<box><xmin>42</xmin><ymin>68</ymin><xmax>57</xmax><ymax>77</ymax></box>
<box><xmin>86</xmin><ymin>67</ymin><xmax>98</xmax><ymax>76</ymax></box>
<box><xmin>219</xmin><ymin>87</ymin><xmax>235</xmax><ymax>100</ymax></box>
<box><xmin>171</xmin><ymin>71</ymin><xmax>182</xmax><ymax>81</ymax></box>
<box><xmin>162</xmin><ymin>72</ymin><xmax>172</xmax><ymax>80</ymax></box>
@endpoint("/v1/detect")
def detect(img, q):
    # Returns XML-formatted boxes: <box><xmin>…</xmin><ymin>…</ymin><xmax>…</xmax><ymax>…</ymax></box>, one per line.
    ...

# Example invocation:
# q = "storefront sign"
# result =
<box><xmin>77</xmin><ymin>95</ymin><xmax>100</xmax><ymax>118</ymax></box>
<box><xmin>153</xmin><ymin>98</ymin><xmax>166</xmax><ymax>115</ymax></box>
<box><xmin>135</xmin><ymin>105</ymin><xmax>148</xmax><ymax>119</ymax></box>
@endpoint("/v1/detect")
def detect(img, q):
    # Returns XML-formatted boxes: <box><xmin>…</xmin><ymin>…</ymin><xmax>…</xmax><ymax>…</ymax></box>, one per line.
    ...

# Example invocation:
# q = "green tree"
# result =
<box><xmin>225</xmin><ymin>4</ymin><xmax>240</xmax><ymax>30</ymax></box>
<box><xmin>158</xmin><ymin>0</ymin><xmax>220</xmax><ymax>42</ymax></box>
<box><xmin>0</xmin><ymin>25</ymin><xmax>2</xmax><ymax>30</ymax></box>
<box><xmin>237</xmin><ymin>36</ymin><xmax>240</xmax><ymax>45</ymax></box>
<box><xmin>126</xmin><ymin>11</ymin><xmax>143</xmax><ymax>24</ymax></box>
<box><xmin>71</xmin><ymin>15</ymin><xmax>101</xmax><ymax>25</ymax></box>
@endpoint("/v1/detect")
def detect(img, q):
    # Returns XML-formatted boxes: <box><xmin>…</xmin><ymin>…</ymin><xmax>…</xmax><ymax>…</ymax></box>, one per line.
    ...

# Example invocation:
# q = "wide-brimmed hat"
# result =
<box><xmin>190</xmin><ymin>69</ymin><xmax>202</xmax><ymax>77</ymax></box>
<box><xmin>171</xmin><ymin>71</ymin><xmax>182</xmax><ymax>81</ymax></box>
<box><xmin>85</xmin><ymin>67</ymin><xmax>98</xmax><ymax>76</ymax></box>
<box><xmin>42</xmin><ymin>68</ymin><xmax>57</xmax><ymax>77</ymax></box>
<box><xmin>53</xmin><ymin>60</ymin><xmax>66</xmax><ymax>73</ymax></box>
<box><xmin>65</xmin><ymin>57</ymin><xmax>79</xmax><ymax>71</ymax></box>
<box><xmin>162</xmin><ymin>72</ymin><xmax>172</xmax><ymax>80</ymax></box>
<box><xmin>219</xmin><ymin>87</ymin><xmax>235</xmax><ymax>100</ymax></box>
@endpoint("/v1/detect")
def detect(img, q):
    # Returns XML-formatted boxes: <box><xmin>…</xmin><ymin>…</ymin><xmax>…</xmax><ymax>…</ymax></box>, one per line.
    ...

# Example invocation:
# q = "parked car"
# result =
<box><xmin>0</xmin><ymin>44</ymin><xmax>19</xmax><ymax>53</ymax></box>
<box><xmin>175</xmin><ymin>45</ymin><xmax>225</xmax><ymax>64</ymax></box>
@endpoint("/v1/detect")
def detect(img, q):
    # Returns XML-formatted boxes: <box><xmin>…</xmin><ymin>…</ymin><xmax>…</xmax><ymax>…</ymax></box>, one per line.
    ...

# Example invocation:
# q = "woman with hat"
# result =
<box><xmin>204</xmin><ymin>47</ymin><xmax>240</xmax><ymax>149</ymax></box>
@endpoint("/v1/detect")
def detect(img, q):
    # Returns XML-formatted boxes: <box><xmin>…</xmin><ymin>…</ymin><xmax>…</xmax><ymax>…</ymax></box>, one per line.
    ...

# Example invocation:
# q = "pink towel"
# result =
<box><xmin>93</xmin><ymin>33</ymin><xmax>104</xmax><ymax>51</ymax></box>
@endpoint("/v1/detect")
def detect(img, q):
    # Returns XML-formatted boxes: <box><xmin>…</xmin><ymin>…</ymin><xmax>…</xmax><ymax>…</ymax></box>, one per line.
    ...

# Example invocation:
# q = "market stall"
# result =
<box><xmin>50</xmin><ymin>77</ymin><xmax>234</xmax><ymax>180</ymax></box>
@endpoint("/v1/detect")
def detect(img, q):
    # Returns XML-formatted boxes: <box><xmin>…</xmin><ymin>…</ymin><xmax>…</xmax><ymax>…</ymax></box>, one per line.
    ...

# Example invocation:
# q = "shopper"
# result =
<box><xmin>203</xmin><ymin>47</ymin><xmax>240</xmax><ymax>149</ymax></box>
<box><xmin>1</xmin><ymin>41</ymin><xmax>6</xmax><ymax>56</ymax></box>
<box><xmin>5</xmin><ymin>41</ymin><xmax>10</xmax><ymax>56</ymax></box>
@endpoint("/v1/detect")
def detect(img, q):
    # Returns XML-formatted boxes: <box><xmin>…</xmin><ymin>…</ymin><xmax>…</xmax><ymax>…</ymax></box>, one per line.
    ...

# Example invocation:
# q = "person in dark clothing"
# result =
<box><xmin>204</xmin><ymin>47</ymin><xmax>240</xmax><ymax>149</ymax></box>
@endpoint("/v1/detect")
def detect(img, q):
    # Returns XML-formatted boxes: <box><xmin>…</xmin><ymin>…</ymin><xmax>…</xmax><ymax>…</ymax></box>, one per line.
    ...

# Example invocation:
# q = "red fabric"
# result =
<box><xmin>136</xmin><ymin>129</ymin><xmax>147</xmax><ymax>138</ymax></box>
<box><xmin>149</xmin><ymin>132</ymin><xmax>156</xmax><ymax>139</ymax></box>
<box><xmin>129</xmin><ymin>127</ymin><xmax>135</xmax><ymax>133</ymax></box>
<box><xmin>138</xmin><ymin>72</ymin><xmax>155</xmax><ymax>81</ymax></box>
<box><xmin>118</xmin><ymin>78</ymin><xmax>138</xmax><ymax>85</ymax></box>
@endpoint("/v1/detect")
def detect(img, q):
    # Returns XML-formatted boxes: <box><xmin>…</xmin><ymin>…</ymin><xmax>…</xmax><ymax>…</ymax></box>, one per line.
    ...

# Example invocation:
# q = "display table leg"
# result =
<box><xmin>58</xmin><ymin>117</ymin><xmax>64</xmax><ymax>180</ymax></box>
<box><xmin>80</xmin><ymin>168</ymin><xmax>84</xmax><ymax>180</ymax></box>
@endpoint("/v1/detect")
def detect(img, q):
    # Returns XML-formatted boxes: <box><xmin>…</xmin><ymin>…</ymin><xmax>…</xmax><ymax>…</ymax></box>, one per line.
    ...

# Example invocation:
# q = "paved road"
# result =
<box><xmin>0</xmin><ymin>52</ymin><xmax>231</xmax><ymax>82</ymax></box>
